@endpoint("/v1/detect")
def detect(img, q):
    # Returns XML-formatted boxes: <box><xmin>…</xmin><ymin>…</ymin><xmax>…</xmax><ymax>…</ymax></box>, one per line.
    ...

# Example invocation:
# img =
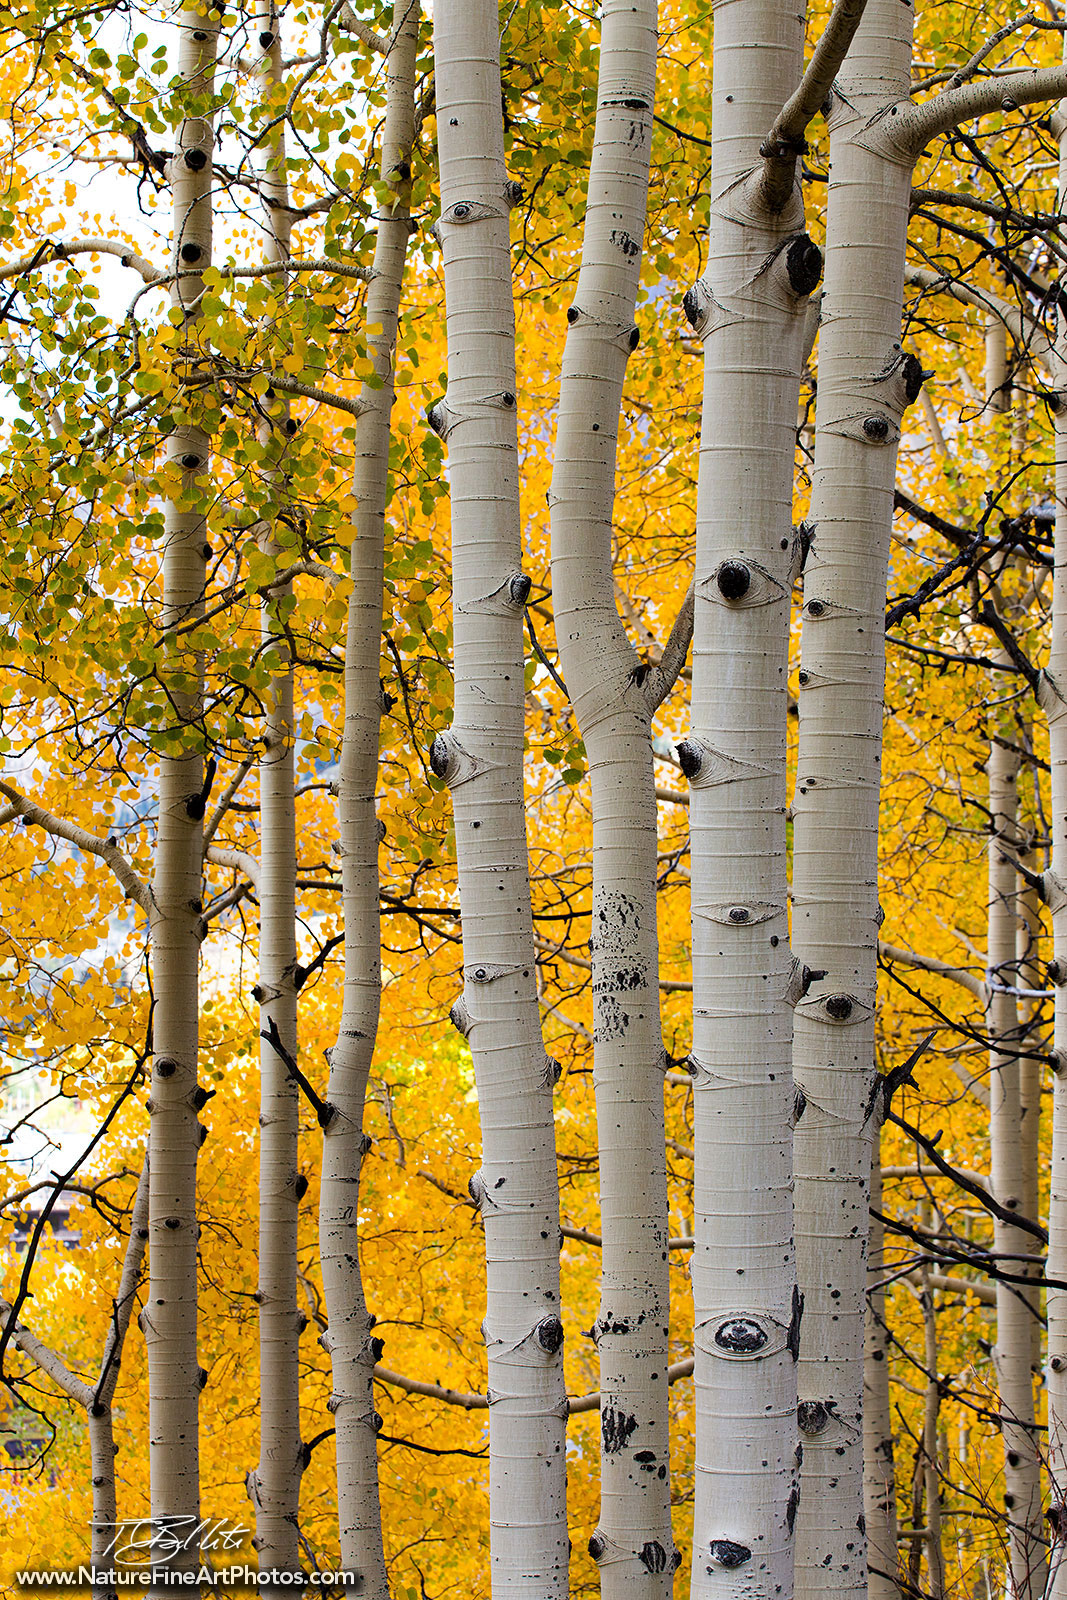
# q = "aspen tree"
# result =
<box><xmin>984</xmin><ymin>627</ymin><xmax>1045</xmax><ymax>1600</ymax></box>
<box><xmin>318</xmin><ymin>8</ymin><xmax>420</xmax><ymax>1594</ymax></box>
<box><xmin>1017</xmin><ymin>873</ymin><xmax>1044</xmax><ymax>1379</ymax></box>
<box><xmin>789</xmin><ymin>12</ymin><xmax>1067</xmax><ymax>1594</ymax></box>
<box><xmin>789</xmin><ymin>10</ymin><xmax>916</xmax><ymax>1585</ymax></box>
<box><xmin>143</xmin><ymin>0</ymin><xmax>219</xmax><ymax>1556</ymax></box>
<box><xmin>864</xmin><ymin>1151</ymin><xmax>899</xmax><ymax>1600</ymax></box>
<box><xmin>682</xmin><ymin>1</ymin><xmax>865</xmax><ymax>1593</ymax></box>
<box><xmin>430</xmin><ymin>1</ymin><xmax>568</xmax><ymax>1591</ymax></box>
<box><xmin>1042</xmin><ymin>62</ymin><xmax>1067</xmax><ymax>1596</ymax></box>
<box><xmin>917</xmin><ymin>1262</ymin><xmax>944</xmax><ymax>1600</ymax></box>
<box><xmin>247</xmin><ymin>2</ymin><xmax>303</xmax><ymax>1567</ymax></box>
<box><xmin>0</xmin><ymin>1162</ymin><xmax>149</xmax><ymax>1600</ymax></box>
<box><xmin>547</xmin><ymin>2</ymin><xmax>682</xmax><ymax>1590</ymax></box>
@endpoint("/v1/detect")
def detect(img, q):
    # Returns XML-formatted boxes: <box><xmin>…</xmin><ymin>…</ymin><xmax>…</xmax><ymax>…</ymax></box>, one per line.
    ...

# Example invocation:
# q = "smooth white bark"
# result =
<box><xmin>864</xmin><ymin>1151</ymin><xmax>899</xmax><ymax>1600</ymax></box>
<box><xmin>684</xmin><ymin>0</ymin><xmax>818</xmax><ymax>1593</ymax></box>
<box><xmin>790</xmin><ymin>2</ymin><xmax>914</xmax><ymax>1593</ymax></box>
<box><xmin>431</xmin><ymin>3</ymin><xmax>568</xmax><ymax>1592</ymax></box>
<box><xmin>246</xmin><ymin>2</ymin><xmax>303</xmax><ymax>1569</ymax></box>
<box><xmin>1041</xmin><ymin>70</ymin><xmax>1067</xmax><ymax>1588</ymax></box>
<box><xmin>318</xmin><ymin>9</ymin><xmax>419</xmax><ymax>1595</ymax></box>
<box><xmin>548</xmin><ymin>3</ymin><xmax>676</xmax><ymax>1592</ymax></box>
<box><xmin>145</xmin><ymin>3</ymin><xmax>218</xmax><ymax>1559</ymax></box>
<box><xmin>987</xmin><ymin>700</ymin><xmax>1044</xmax><ymax>1600</ymax></box>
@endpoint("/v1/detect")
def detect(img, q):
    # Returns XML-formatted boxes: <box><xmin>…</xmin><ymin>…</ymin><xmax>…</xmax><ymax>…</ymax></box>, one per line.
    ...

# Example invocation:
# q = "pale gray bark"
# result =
<box><xmin>547</xmin><ymin>2</ymin><xmax>675</xmax><ymax>1591</ymax></box>
<box><xmin>917</xmin><ymin>1265</ymin><xmax>944</xmax><ymax>1600</ymax></box>
<box><xmin>1041</xmin><ymin>67</ymin><xmax>1067</xmax><ymax>1590</ymax></box>
<box><xmin>431</xmin><ymin>2</ymin><xmax>568</xmax><ymax>1591</ymax></box>
<box><xmin>789</xmin><ymin>2</ymin><xmax>917</xmax><ymax>1593</ymax></box>
<box><xmin>144</xmin><ymin>2</ymin><xmax>219</xmax><ymax>1560</ymax></box>
<box><xmin>684</xmin><ymin>0</ymin><xmax>828</xmax><ymax>1592</ymax></box>
<box><xmin>318</xmin><ymin>8</ymin><xmax>419</xmax><ymax>1594</ymax></box>
<box><xmin>244</xmin><ymin>1</ymin><xmax>304</xmax><ymax>1570</ymax></box>
<box><xmin>864</xmin><ymin>1151</ymin><xmax>899</xmax><ymax>1600</ymax></box>
<box><xmin>987</xmin><ymin>691</ymin><xmax>1045</xmax><ymax>1600</ymax></box>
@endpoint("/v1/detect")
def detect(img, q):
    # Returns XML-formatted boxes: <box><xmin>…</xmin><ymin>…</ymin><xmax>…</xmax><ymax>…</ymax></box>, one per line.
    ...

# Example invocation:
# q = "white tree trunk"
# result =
<box><xmin>547</xmin><ymin>3</ymin><xmax>677</xmax><ymax>1592</ymax></box>
<box><xmin>1041</xmin><ymin>79</ymin><xmax>1067</xmax><ymax>1586</ymax></box>
<box><xmin>684</xmin><ymin>0</ymin><xmax>823</xmax><ymax>1593</ymax></box>
<box><xmin>145</xmin><ymin>2</ymin><xmax>218</xmax><ymax>1561</ymax></box>
<box><xmin>918</xmin><ymin>1265</ymin><xmax>944</xmax><ymax>1600</ymax></box>
<box><xmin>1016</xmin><ymin>873</ymin><xmax>1043</xmax><ymax>1379</ymax></box>
<box><xmin>248</xmin><ymin>1</ymin><xmax>303</xmax><ymax>1568</ymax></box>
<box><xmin>430</xmin><ymin>3</ymin><xmax>568</xmax><ymax>1593</ymax></box>
<box><xmin>987</xmin><ymin>707</ymin><xmax>1045</xmax><ymax>1600</ymax></box>
<box><xmin>1</xmin><ymin>1160</ymin><xmax>150</xmax><ymax>1600</ymax></box>
<box><xmin>319</xmin><ymin>9</ymin><xmax>419</xmax><ymax>1594</ymax></box>
<box><xmin>91</xmin><ymin>1160</ymin><xmax>152</xmax><ymax>1593</ymax></box>
<box><xmin>864</xmin><ymin>1149</ymin><xmax>899</xmax><ymax>1600</ymax></box>
<box><xmin>790</xmin><ymin>3</ymin><xmax>917</xmax><ymax>1594</ymax></box>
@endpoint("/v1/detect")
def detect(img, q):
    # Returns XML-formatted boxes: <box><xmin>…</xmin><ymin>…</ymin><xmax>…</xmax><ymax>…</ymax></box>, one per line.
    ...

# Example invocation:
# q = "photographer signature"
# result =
<box><xmin>97</xmin><ymin>1518</ymin><xmax>251</xmax><ymax>1564</ymax></box>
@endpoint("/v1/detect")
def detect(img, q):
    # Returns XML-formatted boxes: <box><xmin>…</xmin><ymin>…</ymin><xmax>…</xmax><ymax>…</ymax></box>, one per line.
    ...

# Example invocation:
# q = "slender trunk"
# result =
<box><xmin>1016</xmin><ymin>873</ymin><xmax>1043</xmax><ymax>1379</ymax></box>
<box><xmin>985</xmin><ymin>316</ymin><xmax>1009</xmax><ymax>416</ymax></box>
<box><xmin>987</xmin><ymin>703</ymin><xmax>1045</xmax><ymax>1600</ymax></box>
<box><xmin>918</xmin><ymin>1264</ymin><xmax>944</xmax><ymax>1600</ymax></box>
<box><xmin>145</xmin><ymin>3</ymin><xmax>218</xmax><ymax>1561</ymax></box>
<box><xmin>547</xmin><ymin>4</ymin><xmax>676</xmax><ymax>1592</ymax></box>
<box><xmin>684</xmin><ymin>0</ymin><xmax>817</xmax><ymax>1593</ymax></box>
<box><xmin>864</xmin><ymin>1149</ymin><xmax>899</xmax><ymax>1600</ymax></box>
<box><xmin>2</xmin><ymin>1162</ymin><xmax>150</xmax><ymax>1600</ymax></box>
<box><xmin>1017</xmin><ymin>875</ymin><xmax>1043</xmax><ymax>1235</ymax></box>
<box><xmin>319</xmin><ymin>8</ymin><xmax>419</xmax><ymax>1593</ymax></box>
<box><xmin>1041</xmin><ymin>71</ymin><xmax>1067</xmax><ymax>1587</ymax></box>
<box><xmin>430</xmin><ymin>3</ymin><xmax>568</xmax><ymax>1592</ymax></box>
<box><xmin>790</xmin><ymin>4</ymin><xmax>916</xmax><ymax>1594</ymax></box>
<box><xmin>248</xmin><ymin>2</ymin><xmax>303</xmax><ymax>1567</ymax></box>
<box><xmin>92</xmin><ymin>1162</ymin><xmax>152</xmax><ymax>1600</ymax></box>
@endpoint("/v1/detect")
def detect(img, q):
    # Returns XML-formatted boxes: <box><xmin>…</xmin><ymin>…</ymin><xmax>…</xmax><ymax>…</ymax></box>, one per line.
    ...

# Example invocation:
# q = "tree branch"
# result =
<box><xmin>0</xmin><ymin>782</ymin><xmax>151</xmax><ymax>912</ymax></box>
<box><xmin>264</xmin><ymin>374</ymin><xmax>370</xmax><ymax>419</ymax></box>
<box><xmin>205</xmin><ymin>844</ymin><xmax>261</xmax><ymax>887</ymax></box>
<box><xmin>261</xmin><ymin>1016</ymin><xmax>335</xmax><ymax>1128</ymax></box>
<box><xmin>0</xmin><ymin>1303</ymin><xmax>93</xmax><ymax>1408</ymax></box>
<box><xmin>887</xmin><ymin>1110</ymin><xmax>1048</xmax><ymax>1243</ymax></box>
<box><xmin>372</xmin><ymin>1355</ymin><xmax>696</xmax><ymax>1416</ymax></box>
<box><xmin>901</xmin><ymin>63</ymin><xmax>1067</xmax><ymax>157</ymax></box>
<box><xmin>878</xmin><ymin>939</ymin><xmax>987</xmax><ymax>1000</ymax></box>
<box><xmin>905</xmin><ymin>266</ymin><xmax>1050</xmax><ymax>369</ymax></box>
<box><xmin>646</xmin><ymin>583</ymin><xmax>694</xmax><ymax>711</ymax></box>
<box><xmin>0</xmin><ymin>237</ymin><xmax>164</xmax><ymax>287</ymax></box>
<box><xmin>760</xmin><ymin>0</ymin><xmax>871</xmax><ymax>207</ymax></box>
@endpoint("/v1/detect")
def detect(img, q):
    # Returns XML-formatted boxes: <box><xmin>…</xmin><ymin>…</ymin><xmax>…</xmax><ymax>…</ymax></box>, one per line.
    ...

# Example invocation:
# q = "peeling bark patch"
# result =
<box><xmin>602</xmin><ymin>1406</ymin><xmax>638</xmax><ymax>1453</ymax></box>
